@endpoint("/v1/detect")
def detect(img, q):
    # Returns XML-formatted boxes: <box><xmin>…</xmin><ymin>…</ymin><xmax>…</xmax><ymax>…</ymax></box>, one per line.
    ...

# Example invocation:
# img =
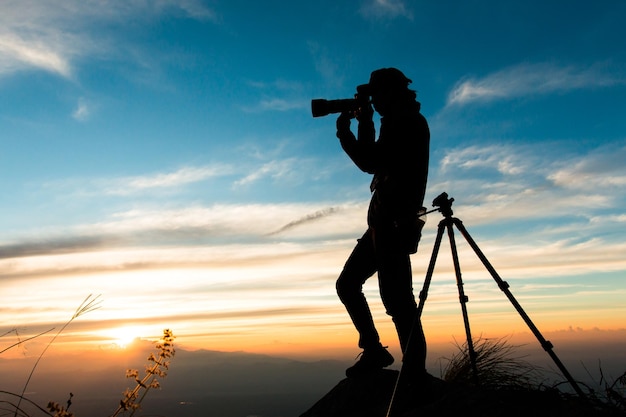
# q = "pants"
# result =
<box><xmin>336</xmin><ymin>228</ymin><xmax>426</xmax><ymax>370</ymax></box>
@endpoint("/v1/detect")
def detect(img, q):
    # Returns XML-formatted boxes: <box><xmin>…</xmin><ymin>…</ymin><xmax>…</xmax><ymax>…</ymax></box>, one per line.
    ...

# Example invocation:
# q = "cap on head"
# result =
<box><xmin>359</xmin><ymin>67</ymin><xmax>412</xmax><ymax>96</ymax></box>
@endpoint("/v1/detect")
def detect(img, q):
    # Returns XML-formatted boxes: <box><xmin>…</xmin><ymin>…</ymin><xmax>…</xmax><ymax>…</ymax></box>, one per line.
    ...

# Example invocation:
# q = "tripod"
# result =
<box><xmin>386</xmin><ymin>193</ymin><xmax>584</xmax><ymax>417</ymax></box>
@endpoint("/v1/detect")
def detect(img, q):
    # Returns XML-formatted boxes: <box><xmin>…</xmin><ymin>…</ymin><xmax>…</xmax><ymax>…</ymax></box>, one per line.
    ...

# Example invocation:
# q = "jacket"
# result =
<box><xmin>338</xmin><ymin>100</ymin><xmax>430</xmax><ymax>252</ymax></box>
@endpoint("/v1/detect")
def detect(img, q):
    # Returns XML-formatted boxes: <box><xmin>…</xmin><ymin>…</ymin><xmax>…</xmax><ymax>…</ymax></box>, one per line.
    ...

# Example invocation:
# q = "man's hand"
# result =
<box><xmin>355</xmin><ymin>103</ymin><xmax>373</xmax><ymax>122</ymax></box>
<box><xmin>336</xmin><ymin>111</ymin><xmax>352</xmax><ymax>134</ymax></box>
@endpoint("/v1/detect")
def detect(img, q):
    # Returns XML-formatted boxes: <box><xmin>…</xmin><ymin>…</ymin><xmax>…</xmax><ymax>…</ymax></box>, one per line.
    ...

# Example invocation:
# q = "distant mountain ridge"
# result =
<box><xmin>2</xmin><ymin>342</ymin><xmax>349</xmax><ymax>417</ymax></box>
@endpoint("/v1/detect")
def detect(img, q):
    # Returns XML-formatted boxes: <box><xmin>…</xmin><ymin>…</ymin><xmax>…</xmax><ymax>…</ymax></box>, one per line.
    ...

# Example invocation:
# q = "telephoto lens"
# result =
<box><xmin>311</xmin><ymin>98</ymin><xmax>358</xmax><ymax>117</ymax></box>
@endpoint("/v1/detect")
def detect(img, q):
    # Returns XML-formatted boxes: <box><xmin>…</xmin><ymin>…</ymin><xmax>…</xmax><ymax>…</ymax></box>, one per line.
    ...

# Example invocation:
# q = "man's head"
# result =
<box><xmin>358</xmin><ymin>68</ymin><xmax>415</xmax><ymax>115</ymax></box>
<box><xmin>359</xmin><ymin>68</ymin><xmax>412</xmax><ymax>96</ymax></box>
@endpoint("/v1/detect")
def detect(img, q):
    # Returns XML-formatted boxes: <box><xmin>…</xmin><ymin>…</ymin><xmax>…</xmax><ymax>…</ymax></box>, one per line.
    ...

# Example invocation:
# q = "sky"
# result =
<box><xmin>1</xmin><ymin>0</ymin><xmax>626</xmax><ymax>371</ymax></box>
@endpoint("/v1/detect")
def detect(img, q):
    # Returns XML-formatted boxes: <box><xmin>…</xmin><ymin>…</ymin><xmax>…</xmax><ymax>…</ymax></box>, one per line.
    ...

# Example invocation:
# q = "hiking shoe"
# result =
<box><xmin>346</xmin><ymin>345</ymin><xmax>394</xmax><ymax>378</ymax></box>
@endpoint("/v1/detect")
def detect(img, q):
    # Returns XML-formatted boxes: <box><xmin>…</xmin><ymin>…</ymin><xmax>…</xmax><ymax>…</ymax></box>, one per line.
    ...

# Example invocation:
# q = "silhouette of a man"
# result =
<box><xmin>335</xmin><ymin>68</ymin><xmax>430</xmax><ymax>379</ymax></box>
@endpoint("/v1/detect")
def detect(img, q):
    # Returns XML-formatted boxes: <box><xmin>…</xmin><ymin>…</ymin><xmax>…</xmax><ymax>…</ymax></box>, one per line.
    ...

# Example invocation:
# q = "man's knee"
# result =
<box><xmin>385</xmin><ymin>300</ymin><xmax>417</xmax><ymax>320</ymax></box>
<box><xmin>336</xmin><ymin>274</ymin><xmax>360</xmax><ymax>303</ymax></box>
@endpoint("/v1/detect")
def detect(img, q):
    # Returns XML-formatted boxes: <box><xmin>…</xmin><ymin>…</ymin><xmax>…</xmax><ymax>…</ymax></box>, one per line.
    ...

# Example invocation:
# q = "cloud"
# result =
<box><xmin>8</xmin><ymin>140</ymin><xmax>623</xmax><ymax>280</ymax></box>
<box><xmin>250</xmin><ymin>98</ymin><xmax>308</xmax><ymax>112</ymax></box>
<box><xmin>234</xmin><ymin>158</ymin><xmax>299</xmax><ymax>187</ymax></box>
<box><xmin>429</xmin><ymin>140</ymin><xmax>626</xmax><ymax>230</ymax></box>
<box><xmin>0</xmin><ymin>3</ymin><xmax>90</xmax><ymax>79</ymax></box>
<box><xmin>548</xmin><ymin>143</ymin><xmax>626</xmax><ymax>191</ymax></box>
<box><xmin>0</xmin><ymin>200</ymin><xmax>369</xmax><ymax>285</ymax></box>
<box><xmin>247</xmin><ymin>78</ymin><xmax>306</xmax><ymax>92</ymax></box>
<box><xmin>40</xmin><ymin>151</ymin><xmax>340</xmax><ymax>210</ymax></box>
<box><xmin>110</xmin><ymin>165</ymin><xmax>233</xmax><ymax>194</ymax></box>
<box><xmin>72</xmin><ymin>97</ymin><xmax>90</xmax><ymax>120</ymax></box>
<box><xmin>0</xmin><ymin>236</ymin><xmax>110</xmax><ymax>260</ymax></box>
<box><xmin>43</xmin><ymin>163</ymin><xmax>236</xmax><ymax>197</ymax></box>
<box><xmin>91</xmin><ymin>202</ymin><xmax>364</xmax><ymax>242</ymax></box>
<box><xmin>154</xmin><ymin>0</ymin><xmax>218</xmax><ymax>20</ymax></box>
<box><xmin>3</xmin><ymin>137</ymin><xmax>626</xmax><ymax>359</ymax></box>
<box><xmin>308</xmin><ymin>41</ymin><xmax>344</xmax><ymax>88</ymax></box>
<box><xmin>0</xmin><ymin>34</ymin><xmax>72</xmax><ymax>77</ymax></box>
<box><xmin>44</xmin><ymin>164</ymin><xmax>233</xmax><ymax>197</ymax></box>
<box><xmin>31</xmin><ymin>164</ymin><xmax>240</xmax><ymax>233</ymax></box>
<box><xmin>231</xmin><ymin>151</ymin><xmax>339</xmax><ymax>189</ymax></box>
<box><xmin>0</xmin><ymin>0</ymin><xmax>217</xmax><ymax>79</ymax></box>
<box><xmin>268</xmin><ymin>207</ymin><xmax>341</xmax><ymax>235</ymax></box>
<box><xmin>359</xmin><ymin>0</ymin><xmax>413</xmax><ymax>20</ymax></box>
<box><xmin>243</xmin><ymin>78</ymin><xmax>308</xmax><ymax>112</ymax></box>
<box><xmin>440</xmin><ymin>144</ymin><xmax>530</xmax><ymax>176</ymax></box>
<box><xmin>446</xmin><ymin>62</ymin><xmax>625</xmax><ymax>106</ymax></box>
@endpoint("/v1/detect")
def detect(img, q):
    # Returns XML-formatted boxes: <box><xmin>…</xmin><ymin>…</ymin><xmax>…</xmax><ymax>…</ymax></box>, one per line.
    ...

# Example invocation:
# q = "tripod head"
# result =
<box><xmin>432</xmin><ymin>192</ymin><xmax>454</xmax><ymax>218</ymax></box>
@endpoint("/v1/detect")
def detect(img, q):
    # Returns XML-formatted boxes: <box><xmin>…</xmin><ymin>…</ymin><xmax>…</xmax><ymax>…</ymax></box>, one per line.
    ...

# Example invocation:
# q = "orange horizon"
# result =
<box><xmin>3</xmin><ymin>317</ymin><xmax>624</xmax><ymax>362</ymax></box>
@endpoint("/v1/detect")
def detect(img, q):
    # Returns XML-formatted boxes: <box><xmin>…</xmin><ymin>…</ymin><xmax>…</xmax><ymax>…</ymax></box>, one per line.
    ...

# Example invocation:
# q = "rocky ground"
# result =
<box><xmin>299</xmin><ymin>369</ymin><xmax>625</xmax><ymax>417</ymax></box>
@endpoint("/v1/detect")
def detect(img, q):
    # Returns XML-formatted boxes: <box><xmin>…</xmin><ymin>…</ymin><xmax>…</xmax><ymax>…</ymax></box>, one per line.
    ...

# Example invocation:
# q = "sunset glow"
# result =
<box><xmin>101</xmin><ymin>326</ymin><xmax>145</xmax><ymax>348</ymax></box>
<box><xmin>1</xmin><ymin>1</ymin><xmax>625</xmax><ymax>373</ymax></box>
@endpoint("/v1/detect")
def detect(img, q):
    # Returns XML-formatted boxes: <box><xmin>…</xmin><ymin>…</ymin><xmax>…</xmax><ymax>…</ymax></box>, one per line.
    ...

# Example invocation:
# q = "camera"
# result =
<box><xmin>311</xmin><ymin>85</ymin><xmax>370</xmax><ymax>118</ymax></box>
<box><xmin>432</xmin><ymin>192</ymin><xmax>454</xmax><ymax>217</ymax></box>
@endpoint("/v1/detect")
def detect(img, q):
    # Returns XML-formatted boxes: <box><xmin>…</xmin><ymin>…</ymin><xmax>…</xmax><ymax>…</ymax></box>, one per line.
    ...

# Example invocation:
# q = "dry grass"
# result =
<box><xmin>109</xmin><ymin>329</ymin><xmax>176</xmax><ymax>417</ymax></box>
<box><xmin>439</xmin><ymin>336</ymin><xmax>626</xmax><ymax>416</ymax></box>
<box><xmin>0</xmin><ymin>296</ymin><xmax>175</xmax><ymax>417</ymax></box>
<box><xmin>441</xmin><ymin>336</ymin><xmax>545</xmax><ymax>389</ymax></box>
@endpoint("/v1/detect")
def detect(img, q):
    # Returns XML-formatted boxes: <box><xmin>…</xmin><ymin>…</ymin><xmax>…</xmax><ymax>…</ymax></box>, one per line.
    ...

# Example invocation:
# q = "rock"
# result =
<box><xmin>299</xmin><ymin>369</ymin><xmax>399</xmax><ymax>417</ymax></box>
<box><xmin>299</xmin><ymin>369</ymin><xmax>621</xmax><ymax>417</ymax></box>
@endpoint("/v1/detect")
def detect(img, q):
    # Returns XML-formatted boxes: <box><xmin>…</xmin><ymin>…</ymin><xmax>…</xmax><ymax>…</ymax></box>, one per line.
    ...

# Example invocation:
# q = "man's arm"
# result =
<box><xmin>336</xmin><ymin>108</ymin><xmax>378</xmax><ymax>174</ymax></box>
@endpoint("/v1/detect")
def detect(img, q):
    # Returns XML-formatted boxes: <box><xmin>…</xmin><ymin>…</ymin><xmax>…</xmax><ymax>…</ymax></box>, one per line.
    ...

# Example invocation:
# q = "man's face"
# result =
<box><xmin>371</xmin><ymin>89</ymin><xmax>393</xmax><ymax>116</ymax></box>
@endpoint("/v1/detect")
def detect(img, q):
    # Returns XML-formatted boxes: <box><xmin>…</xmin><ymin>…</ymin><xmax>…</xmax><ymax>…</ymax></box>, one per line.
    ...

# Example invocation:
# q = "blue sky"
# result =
<box><xmin>1</xmin><ymin>0</ymin><xmax>626</xmax><ymax>360</ymax></box>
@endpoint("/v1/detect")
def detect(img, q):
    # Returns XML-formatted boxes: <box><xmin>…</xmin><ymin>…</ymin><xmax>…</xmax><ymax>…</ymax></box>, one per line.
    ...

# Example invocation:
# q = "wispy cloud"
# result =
<box><xmin>230</xmin><ymin>147</ymin><xmax>340</xmax><ymax>188</ymax></box>
<box><xmin>44</xmin><ymin>164</ymin><xmax>234</xmax><ymax>196</ymax></box>
<box><xmin>247</xmin><ymin>78</ymin><xmax>306</xmax><ymax>92</ymax></box>
<box><xmin>109</xmin><ymin>165</ymin><xmax>233</xmax><ymax>194</ymax></box>
<box><xmin>72</xmin><ymin>97</ymin><xmax>91</xmax><ymax>121</ymax></box>
<box><xmin>243</xmin><ymin>78</ymin><xmax>308</xmax><ymax>112</ymax></box>
<box><xmin>429</xmin><ymin>140</ymin><xmax>625</xmax><ymax>229</ymax></box>
<box><xmin>0</xmin><ymin>33</ymin><xmax>73</xmax><ymax>77</ymax></box>
<box><xmin>0</xmin><ymin>3</ymin><xmax>90</xmax><ymax>79</ymax></box>
<box><xmin>548</xmin><ymin>142</ymin><xmax>626</xmax><ymax>191</ymax></box>
<box><xmin>359</xmin><ymin>0</ymin><xmax>413</xmax><ymax>20</ymax></box>
<box><xmin>440</xmin><ymin>144</ymin><xmax>531</xmax><ymax>176</ymax></box>
<box><xmin>14</xmin><ymin>140</ymin><xmax>624</xmax><ymax>276</ymax></box>
<box><xmin>268</xmin><ymin>207</ymin><xmax>341</xmax><ymax>235</ymax></box>
<box><xmin>0</xmin><ymin>0</ymin><xmax>217</xmax><ymax>79</ymax></box>
<box><xmin>251</xmin><ymin>98</ymin><xmax>308</xmax><ymax>112</ymax></box>
<box><xmin>308</xmin><ymin>41</ymin><xmax>344</xmax><ymax>89</ymax></box>
<box><xmin>446</xmin><ymin>62</ymin><xmax>625</xmax><ymax>106</ymax></box>
<box><xmin>154</xmin><ymin>0</ymin><xmax>218</xmax><ymax>20</ymax></box>
<box><xmin>0</xmin><ymin>235</ymin><xmax>110</xmax><ymax>260</ymax></box>
<box><xmin>234</xmin><ymin>158</ymin><xmax>300</xmax><ymax>187</ymax></box>
<box><xmin>0</xmin><ymin>201</ymin><xmax>366</xmax><ymax>277</ymax></box>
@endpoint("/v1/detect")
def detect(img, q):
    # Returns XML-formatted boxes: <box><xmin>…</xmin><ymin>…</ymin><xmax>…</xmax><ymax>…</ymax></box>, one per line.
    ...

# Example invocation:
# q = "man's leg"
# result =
<box><xmin>336</xmin><ymin>229</ymin><xmax>379</xmax><ymax>350</ymax></box>
<box><xmin>378</xmin><ymin>251</ymin><xmax>427</xmax><ymax>377</ymax></box>
<box><xmin>336</xmin><ymin>229</ymin><xmax>394</xmax><ymax>377</ymax></box>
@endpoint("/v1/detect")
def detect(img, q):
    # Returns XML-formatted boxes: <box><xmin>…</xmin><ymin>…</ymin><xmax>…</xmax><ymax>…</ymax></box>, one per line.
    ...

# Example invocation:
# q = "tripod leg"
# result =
<box><xmin>445</xmin><ymin>220</ymin><xmax>480</xmax><ymax>384</ymax></box>
<box><xmin>416</xmin><ymin>219</ymin><xmax>446</xmax><ymax>318</ymax></box>
<box><xmin>452</xmin><ymin>218</ymin><xmax>586</xmax><ymax>398</ymax></box>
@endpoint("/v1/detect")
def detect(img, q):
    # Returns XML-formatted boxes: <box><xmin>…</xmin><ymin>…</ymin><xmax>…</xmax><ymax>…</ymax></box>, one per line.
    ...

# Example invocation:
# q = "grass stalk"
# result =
<box><xmin>109</xmin><ymin>329</ymin><xmax>175</xmax><ymax>417</ymax></box>
<box><xmin>1</xmin><ymin>328</ymin><xmax>55</xmax><ymax>355</ymax></box>
<box><xmin>13</xmin><ymin>295</ymin><xmax>102</xmax><ymax>417</ymax></box>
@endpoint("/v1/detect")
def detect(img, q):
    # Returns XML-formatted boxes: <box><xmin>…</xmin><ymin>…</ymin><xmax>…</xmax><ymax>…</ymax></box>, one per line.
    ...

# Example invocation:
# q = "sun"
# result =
<box><xmin>106</xmin><ymin>326</ymin><xmax>142</xmax><ymax>348</ymax></box>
